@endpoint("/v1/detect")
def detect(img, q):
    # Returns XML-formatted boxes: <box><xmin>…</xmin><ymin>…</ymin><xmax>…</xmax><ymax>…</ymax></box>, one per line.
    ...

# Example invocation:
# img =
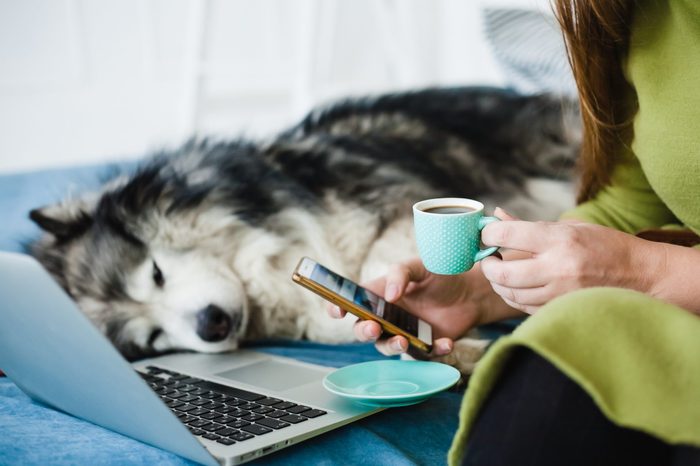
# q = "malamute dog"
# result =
<box><xmin>28</xmin><ymin>87</ymin><xmax>580</xmax><ymax>372</ymax></box>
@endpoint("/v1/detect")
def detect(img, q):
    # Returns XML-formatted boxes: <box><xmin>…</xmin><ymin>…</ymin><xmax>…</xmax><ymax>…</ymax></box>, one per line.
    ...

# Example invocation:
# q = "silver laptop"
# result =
<box><xmin>0</xmin><ymin>252</ymin><xmax>379</xmax><ymax>465</ymax></box>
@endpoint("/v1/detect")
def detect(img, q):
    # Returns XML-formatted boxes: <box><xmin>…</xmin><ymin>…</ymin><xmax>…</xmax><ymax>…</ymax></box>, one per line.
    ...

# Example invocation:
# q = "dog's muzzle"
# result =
<box><xmin>196</xmin><ymin>305</ymin><xmax>236</xmax><ymax>342</ymax></box>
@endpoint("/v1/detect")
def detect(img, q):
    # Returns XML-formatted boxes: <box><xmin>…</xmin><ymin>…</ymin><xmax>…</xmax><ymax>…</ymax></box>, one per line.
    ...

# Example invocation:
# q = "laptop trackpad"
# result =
<box><xmin>215</xmin><ymin>359</ymin><xmax>326</xmax><ymax>392</ymax></box>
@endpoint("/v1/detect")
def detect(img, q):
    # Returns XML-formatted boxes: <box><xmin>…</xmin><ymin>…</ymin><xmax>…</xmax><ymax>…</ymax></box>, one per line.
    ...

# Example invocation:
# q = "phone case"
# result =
<box><xmin>291</xmin><ymin>261</ymin><xmax>432</xmax><ymax>353</ymax></box>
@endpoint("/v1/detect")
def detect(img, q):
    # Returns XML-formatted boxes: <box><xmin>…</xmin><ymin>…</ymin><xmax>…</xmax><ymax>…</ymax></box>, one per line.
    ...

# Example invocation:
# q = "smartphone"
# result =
<box><xmin>292</xmin><ymin>257</ymin><xmax>433</xmax><ymax>353</ymax></box>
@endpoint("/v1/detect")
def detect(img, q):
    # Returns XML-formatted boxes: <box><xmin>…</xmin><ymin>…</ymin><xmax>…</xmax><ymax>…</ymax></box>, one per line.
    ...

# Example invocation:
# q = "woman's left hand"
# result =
<box><xmin>479</xmin><ymin>208</ymin><xmax>661</xmax><ymax>313</ymax></box>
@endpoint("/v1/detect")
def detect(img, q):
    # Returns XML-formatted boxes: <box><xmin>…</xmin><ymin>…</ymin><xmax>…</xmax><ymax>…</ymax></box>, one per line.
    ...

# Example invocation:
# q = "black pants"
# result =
<box><xmin>462</xmin><ymin>348</ymin><xmax>700</xmax><ymax>466</ymax></box>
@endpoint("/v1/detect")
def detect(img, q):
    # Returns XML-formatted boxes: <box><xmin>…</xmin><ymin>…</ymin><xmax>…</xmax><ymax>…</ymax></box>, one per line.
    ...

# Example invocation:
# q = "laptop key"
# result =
<box><xmin>286</xmin><ymin>405</ymin><xmax>310</xmax><ymax>414</ymax></box>
<box><xmin>230</xmin><ymin>431</ymin><xmax>255</xmax><ymax>442</ymax></box>
<box><xmin>240</xmin><ymin>413</ymin><xmax>264</xmax><ymax>422</ymax></box>
<box><xmin>267</xmin><ymin>410</ymin><xmax>288</xmax><ymax>418</ymax></box>
<box><xmin>188</xmin><ymin>419</ymin><xmax>211</xmax><ymax>428</ymax></box>
<box><xmin>180</xmin><ymin>394</ymin><xmax>199</xmax><ymax>402</ymax></box>
<box><xmin>175</xmin><ymin>404</ymin><xmax>198</xmax><ymax>413</ymax></box>
<box><xmin>168</xmin><ymin>392</ymin><xmax>188</xmax><ymax>399</ymax></box>
<box><xmin>302</xmin><ymin>409</ymin><xmax>327</xmax><ymax>418</ymax></box>
<box><xmin>189</xmin><ymin>428</ymin><xmax>205</xmax><ymax>436</ymax></box>
<box><xmin>167</xmin><ymin>400</ymin><xmax>186</xmax><ymax>409</ymax></box>
<box><xmin>233</xmin><ymin>410</ymin><xmax>251</xmax><ymax>418</ymax></box>
<box><xmin>191</xmin><ymin>398</ymin><xmax>213</xmax><ymax>407</ymax></box>
<box><xmin>202</xmin><ymin>423</ymin><xmax>226</xmax><ymax>432</ymax></box>
<box><xmin>180</xmin><ymin>377</ymin><xmax>202</xmax><ymax>384</ymax></box>
<box><xmin>216</xmin><ymin>427</ymin><xmax>238</xmax><ymax>437</ymax></box>
<box><xmin>241</xmin><ymin>424</ymin><xmax>272</xmax><ymax>436</ymax></box>
<box><xmin>271</xmin><ymin>401</ymin><xmax>296</xmax><ymax>410</ymax></box>
<box><xmin>256</xmin><ymin>418</ymin><xmax>290</xmax><ymax>430</ymax></box>
<box><xmin>252</xmin><ymin>406</ymin><xmax>274</xmax><ymax>415</ymax></box>
<box><xmin>178</xmin><ymin>385</ymin><xmax>199</xmax><ymax>393</ymax></box>
<box><xmin>224</xmin><ymin>399</ymin><xmax>246</xmax><ymax>407</ymax></box>
<box><xmin>257</xmin><ymin>397</ymin><xmax>283</xmax><ymax>406</ymax></box>
<box><xmin>201</xmin><ymin>412</ymin><xmax>224</xmax><ymax>421</ymax></box>
<box><xmin>202</xmin><ymin>433</ymin><xmax>220</xmax><ymax>441</ymax></box>
<box><xmin>215</xmin><ymin>406</ymin><xmax>239</xmax><ymax>414</ymax></box>
<box><xmin>202</xmin><ymin>392</ymin><xmax>223</xmax><ymax>400</ymax></box>
<box><xmin>195</xmin><ymin>381</ymin><xmax>265</xmax><ymax>401</ymax></box>
<box><xmin>191</xmin><ymin>408</ymin><xmax>211</xmax><ymax>416</ymax></box>
<box><xmin>225</xmin><ymin>419</ymin><xmax>250</xmax><ymax>429</ymax></box>
<box><xmin>279</xmin><ymin>415</ymin><xmax>308</xmax><ymax>424</ymax></box>
<box><xmin>216</xmin><ymin>438</ymin><xmax>236</xmax><ymax>446</ymax></box>
<box><xmin>208</xmin><ymin>402</ymin><xmax>224</xmax><ymax>410</ymax></box>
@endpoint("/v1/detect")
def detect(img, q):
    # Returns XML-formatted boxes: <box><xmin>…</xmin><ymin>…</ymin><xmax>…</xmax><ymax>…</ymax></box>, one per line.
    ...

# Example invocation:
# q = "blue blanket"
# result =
<box><xmin>0</xmin><ymin>164</ymin><xmax>469</xmax><ymax>465</ymax></box>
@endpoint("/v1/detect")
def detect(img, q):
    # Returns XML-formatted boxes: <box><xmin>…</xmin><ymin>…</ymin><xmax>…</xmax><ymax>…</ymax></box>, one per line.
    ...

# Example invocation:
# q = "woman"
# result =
<box><xmin>329</xmin><ymin>1</ymin><xmax>700</xmax><ymax>464</ymax></box>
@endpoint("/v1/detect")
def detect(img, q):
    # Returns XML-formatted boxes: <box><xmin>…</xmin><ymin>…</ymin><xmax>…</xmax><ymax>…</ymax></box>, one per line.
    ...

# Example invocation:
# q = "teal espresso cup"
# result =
<box><xmin>413</xmin><ymin>198</ymin><xmax>500</xmax><ymax>275</ymax></box>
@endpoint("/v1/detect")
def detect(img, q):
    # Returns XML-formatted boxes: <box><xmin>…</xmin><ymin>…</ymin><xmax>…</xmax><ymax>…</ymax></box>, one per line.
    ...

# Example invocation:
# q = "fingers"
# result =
<box><xmin>480</xmin><ymin>256</ymin><xmax>546</xmax><ymax>288</ymax></box>
<box><xmin>481</xmin><ymin>220</ymin><xmax>553</xmax><ymax>253</ymax></box>
<box><xmin>499</xmin><ymin>295</ymin><xmax>539</xmax><ymax>315</ymax></box>
<box><xmin>489</xmin><ymin>282</ymin><xmax>552</xmax><ymax>307</ymax></box>
<box><xmin>353</xmin><ymin>319</ymin><xmax>455</xmax><ymax>357</ymax></box>
<box><xmin>361</xmin><ymin>275</ymin><xmax>386</xmax><ymax>297</ymax></box>
<box><xmin>326</xmin><ymin>303</ymin><xmax>346</xmax><ymax>319</ymax></box>
<box><xmin>494</xmin><ymin>207</ymin><xmax>519</xmax><ymax>221</ymax></box>
<box><xmin>430</xmin><ymin>338</ymin><xmax>454</xmax><ymax>356</ymax></box>
<box><xmin>353</xmin><ymin>320</ymin><xmax>382</xmax><ymax>341</ymax></box>
<box><xmin>375</xmin><ymin>336</ymin><xmax>454</xmax><ymax>357</ymax></box>
<box><xmin>375</xmin><ymin>335</ymin><xmax>409</xmax><ymax>355</ymax></box>
<box><xmin>383</xmin><ymin>258</ymin><xmax>428</xmax><ymax>302</ymax></box>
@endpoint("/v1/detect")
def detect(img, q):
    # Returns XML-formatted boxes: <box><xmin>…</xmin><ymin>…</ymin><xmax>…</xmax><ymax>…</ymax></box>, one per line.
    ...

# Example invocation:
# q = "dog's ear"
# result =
<box><xmin>29</xmin><ymin>202</ymin><xmax>93</xmax><ymax>241</ymax></box>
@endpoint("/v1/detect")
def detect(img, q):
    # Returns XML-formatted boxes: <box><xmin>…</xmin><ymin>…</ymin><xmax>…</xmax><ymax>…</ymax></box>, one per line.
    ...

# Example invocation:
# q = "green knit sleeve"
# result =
<box><xmin>560</xmin><ymin>150</ymin><xmax>678</xmax><ymax>234</ymax></box>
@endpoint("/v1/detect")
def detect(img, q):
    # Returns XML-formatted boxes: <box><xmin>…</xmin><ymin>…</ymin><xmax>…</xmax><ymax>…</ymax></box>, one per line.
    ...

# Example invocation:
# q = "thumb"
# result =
<box><xmin>494</xmin><ymin>206</ymin><xmax>519</xmax><ymax>221</ymax></box>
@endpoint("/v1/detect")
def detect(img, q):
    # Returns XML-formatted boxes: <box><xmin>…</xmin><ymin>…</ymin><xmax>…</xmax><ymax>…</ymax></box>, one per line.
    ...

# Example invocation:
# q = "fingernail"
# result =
<box><xmin>439</xmin><ymin>341</ymin><xmax>453</xmax><ymax>354</ymax></box>
<box><xmin>364</xmin><ymin>325</ymin><xmax>379</xmax><ymax>339</ymax></box>
<box><xmin>386</xmin><ymin>284</ymin><xmax>398</xmax><ymax>301</ymax></box>
<box><xmin>391</xmin><ymin>339</ymin><xmax>406</xmax><ymax>352</ymax></box>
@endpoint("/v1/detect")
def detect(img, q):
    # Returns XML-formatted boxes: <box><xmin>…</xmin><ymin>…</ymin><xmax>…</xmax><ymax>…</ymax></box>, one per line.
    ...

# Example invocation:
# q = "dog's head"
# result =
<box><xmin>28</xmin><ymin>165</ymin><xmax>251</xmax><ymax>360</ymax></box>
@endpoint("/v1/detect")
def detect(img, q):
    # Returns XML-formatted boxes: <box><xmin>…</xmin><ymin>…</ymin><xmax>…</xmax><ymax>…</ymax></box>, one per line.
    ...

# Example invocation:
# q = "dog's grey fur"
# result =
<box><xmin>28</xmin><ymin>87</ymin><xmax>580</xmax><ymax>370</ymax></box>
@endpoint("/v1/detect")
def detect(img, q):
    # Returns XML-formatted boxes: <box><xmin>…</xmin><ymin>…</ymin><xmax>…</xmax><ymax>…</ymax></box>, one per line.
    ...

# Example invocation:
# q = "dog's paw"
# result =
<box><xmin>432</xmin><ymin>336</ymin><xmax>490</xmax><ymax>376</ymax></box>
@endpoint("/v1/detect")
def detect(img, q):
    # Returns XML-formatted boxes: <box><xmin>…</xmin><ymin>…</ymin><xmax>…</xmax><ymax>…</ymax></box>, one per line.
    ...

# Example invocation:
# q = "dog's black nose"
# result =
<box><xmin>196</xmin><ymin>305</ymin><xmax>232</xmax><ymax>342</ymax></box>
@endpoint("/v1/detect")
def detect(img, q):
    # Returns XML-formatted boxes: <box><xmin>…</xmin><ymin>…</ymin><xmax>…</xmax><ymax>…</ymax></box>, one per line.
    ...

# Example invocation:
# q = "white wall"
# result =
<box><xmin>0</xmin><ymin>0</ymin><xmax>550</xmax><ymax>173</ymax></box>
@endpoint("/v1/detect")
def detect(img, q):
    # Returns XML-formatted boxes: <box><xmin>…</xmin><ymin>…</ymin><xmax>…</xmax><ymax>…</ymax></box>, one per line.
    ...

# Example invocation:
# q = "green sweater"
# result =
<box><xmin>449</xmin><ymin>2</ymin><xmax>700</xmax><ymax>463</ymax></box>
<box><xmin>562</xmin><ymin>0</ymin><xmax>700</xmax><ymax>235</ymax></box>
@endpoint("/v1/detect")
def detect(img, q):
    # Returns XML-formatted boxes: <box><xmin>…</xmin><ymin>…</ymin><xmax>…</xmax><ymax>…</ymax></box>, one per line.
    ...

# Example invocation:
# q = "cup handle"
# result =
<box><xmin>474</xmin><ymin>216</ymin><xmax>500</xmax><ymax>263</ymax></box>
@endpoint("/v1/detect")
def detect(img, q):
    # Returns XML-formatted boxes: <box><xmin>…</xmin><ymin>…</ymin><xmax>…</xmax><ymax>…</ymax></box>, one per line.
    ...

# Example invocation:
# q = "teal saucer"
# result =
<box><xmin>322</xmin><ymin>360</ymin><xmax>461</xmax><ymax>407</ymax></box>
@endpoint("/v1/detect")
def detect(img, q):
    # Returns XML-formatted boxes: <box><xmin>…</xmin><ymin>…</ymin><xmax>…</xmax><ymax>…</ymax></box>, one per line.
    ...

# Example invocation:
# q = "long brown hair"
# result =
<box><xmin>553</xmin><ymin>0</ymin><xmax>637</xmax><ymax>203</ymax></box>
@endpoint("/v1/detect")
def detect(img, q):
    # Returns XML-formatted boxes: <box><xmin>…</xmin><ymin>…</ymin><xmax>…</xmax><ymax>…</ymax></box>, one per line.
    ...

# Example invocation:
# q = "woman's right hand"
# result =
<box><xmin>327</xmin><ymin>257</ymin><xmax>492</xmax><ymax>356</ymax></box>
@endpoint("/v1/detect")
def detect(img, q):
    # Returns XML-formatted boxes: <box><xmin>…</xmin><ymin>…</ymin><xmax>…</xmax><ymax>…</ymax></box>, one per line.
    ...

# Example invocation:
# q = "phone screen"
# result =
<box><xmin>305</xmin><ymin>261</ymin><xmax>419</xmax><ymax>337</ymax></box>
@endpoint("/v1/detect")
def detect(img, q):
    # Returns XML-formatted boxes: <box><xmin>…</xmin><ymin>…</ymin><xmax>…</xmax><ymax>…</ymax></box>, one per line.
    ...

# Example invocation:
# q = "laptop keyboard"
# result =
<box><xmin>138</xmin><ymin>365</ymin><xmax>327</xmax><ymax>447</ymax></box>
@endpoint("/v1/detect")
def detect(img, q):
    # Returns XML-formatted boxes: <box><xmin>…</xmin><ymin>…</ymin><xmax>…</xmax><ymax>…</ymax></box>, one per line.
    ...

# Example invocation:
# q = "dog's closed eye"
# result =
<box><xmin>152</xmin><ymin>261</ymin><xmax>165</xmax><ymax>288</ymax></box>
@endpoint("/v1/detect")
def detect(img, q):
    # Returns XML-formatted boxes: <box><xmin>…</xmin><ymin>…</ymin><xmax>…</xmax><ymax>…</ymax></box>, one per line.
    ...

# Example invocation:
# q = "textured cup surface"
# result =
<box><xmin>413</xmin><ymin>198</ymin><xmax>499</xmax><ymax>275</ymax></box>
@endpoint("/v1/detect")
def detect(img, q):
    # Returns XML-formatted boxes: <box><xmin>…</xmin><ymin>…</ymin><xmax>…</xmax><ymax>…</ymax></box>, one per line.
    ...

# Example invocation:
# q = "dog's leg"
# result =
<box><xmin>432</xmin><ymin>335</ymin><xmax>491</xmax><ymax>375</ymax></box>
<box><xmin>304</xmin><ymin>301</ymin><xmax>358</xmax><ymax>343</ymax></box>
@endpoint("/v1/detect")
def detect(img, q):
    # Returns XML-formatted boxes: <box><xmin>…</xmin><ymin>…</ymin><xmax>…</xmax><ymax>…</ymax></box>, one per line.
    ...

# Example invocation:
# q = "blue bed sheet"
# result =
<box><xmin>0</xmin><ymin>164</ymin><xmax>466</xmax><ymax>465</ymax></box>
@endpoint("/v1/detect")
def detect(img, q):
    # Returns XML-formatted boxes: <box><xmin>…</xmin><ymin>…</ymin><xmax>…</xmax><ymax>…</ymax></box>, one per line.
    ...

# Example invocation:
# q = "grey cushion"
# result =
<box><xmin>482</xmin><ymin>8</ymin><xmax>577</xmax><ymax>96</ymax></box>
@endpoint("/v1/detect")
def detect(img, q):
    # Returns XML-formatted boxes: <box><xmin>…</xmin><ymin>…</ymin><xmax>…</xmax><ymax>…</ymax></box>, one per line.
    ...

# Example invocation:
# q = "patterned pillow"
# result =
<box><xmin>482</xmin><ymin>8</ymin><xmax>577</xmax><ymax>96</ymax></box>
